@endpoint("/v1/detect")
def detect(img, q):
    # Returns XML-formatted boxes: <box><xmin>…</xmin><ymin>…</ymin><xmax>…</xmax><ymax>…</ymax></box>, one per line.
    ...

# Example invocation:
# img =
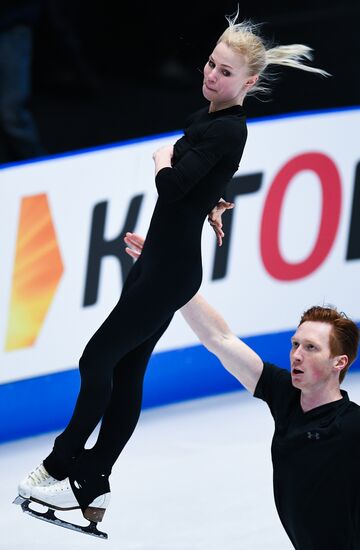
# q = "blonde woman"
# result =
<box><xmin>15</xmin><ymin>12</ymin><xmax>328</xmax><ymax>538</ymax></box>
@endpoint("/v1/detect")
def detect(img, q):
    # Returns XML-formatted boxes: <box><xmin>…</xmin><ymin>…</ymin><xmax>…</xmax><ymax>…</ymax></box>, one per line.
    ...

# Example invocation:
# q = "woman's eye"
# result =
<box><xmin>222</xmin><ymin>70</ymin><xmax>231</xmax><ymax>77</ymax></box>
<box><xmin>208</xmin><ymin>60</ymin><xmax>215</xmax><ymax>68</ymax></box>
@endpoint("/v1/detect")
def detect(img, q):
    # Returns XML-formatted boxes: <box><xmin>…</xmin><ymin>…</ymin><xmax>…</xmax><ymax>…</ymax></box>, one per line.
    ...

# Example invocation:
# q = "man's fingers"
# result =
<box><xmin>125</xmin><ymin>232</ymin><xmax>144</xmax><ymax>250</ymax></box>
<box><xmin>125</xmin><ymin>231</ymin><xmax>141</xmax><ymax>242</ymax></box>
<box><xmin>124</xmin><ymin>236</ymin><xmax>139</xmax><ymax>250</ymax></box>
<box><xmin>125</xmin><ymin>247</ymin><xmax>140</xmax><ymax>259</ymax></box>
<box><xmin>131</xmin><ymin>232</ymin><xmax>145</xmax><ymax>244</ymax></box>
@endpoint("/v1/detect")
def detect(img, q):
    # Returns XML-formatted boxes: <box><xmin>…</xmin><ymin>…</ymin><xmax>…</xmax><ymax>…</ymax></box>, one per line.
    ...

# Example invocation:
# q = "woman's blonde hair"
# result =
<box><xmin>218</xmin><ymin>11</ymin><xmax>330</xmax><ymax>97</ymax></box>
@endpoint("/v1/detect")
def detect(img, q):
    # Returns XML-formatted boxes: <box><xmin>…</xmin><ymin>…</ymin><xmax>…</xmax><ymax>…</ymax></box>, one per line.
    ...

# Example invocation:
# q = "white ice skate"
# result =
<box><xmin>13</xmin><ymin>477</ymin><xmax>111</xmax><ymax>539</ymax></box>
<box><xmin>18</xmin><ymin>463</ymin><xmax>58</xmax><ymax>499</ymax></box>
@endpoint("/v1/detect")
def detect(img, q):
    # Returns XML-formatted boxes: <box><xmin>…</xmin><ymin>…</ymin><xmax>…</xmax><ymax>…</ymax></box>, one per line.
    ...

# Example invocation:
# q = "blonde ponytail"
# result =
<box><xmin>218</xmin><ymin>9</ymin><xmax>330</xmax><ymax>98</ymax></box>
<box><xmin>265</xmin><ymin>45</ymin><xmax>330</xmax><ymax>77</ymax></box>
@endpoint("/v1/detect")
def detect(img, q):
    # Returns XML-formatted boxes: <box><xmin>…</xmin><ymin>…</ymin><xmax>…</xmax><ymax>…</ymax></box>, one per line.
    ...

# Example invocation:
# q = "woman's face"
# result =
<box><xmin>203</xmin><ymin>41</ymin><xmax>257</xmax><ymax>109</ymax></box>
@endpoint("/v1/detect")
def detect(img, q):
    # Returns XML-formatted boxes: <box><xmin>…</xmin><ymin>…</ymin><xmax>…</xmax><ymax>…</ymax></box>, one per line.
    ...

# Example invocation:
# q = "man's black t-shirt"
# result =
<box><xmin>254</xmin><ymin>362</ymin><xmax>360</xmax><ymax>550</ymax></box>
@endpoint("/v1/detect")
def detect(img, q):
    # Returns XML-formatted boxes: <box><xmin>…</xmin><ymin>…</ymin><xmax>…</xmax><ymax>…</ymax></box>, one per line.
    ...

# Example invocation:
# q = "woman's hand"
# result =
<box><xmin>208</xmin><ymin>200</ymin><xmax>235</xmax><ymax>247</ymax></box>
<box><xmin>124</xmin><ymin>232</ymin><xmax>145</xmax><ymax>260</ymax></box>
<box><xmin>152</xmin><ymin>144</ymin><xmax>174</xmax><ymax>175</ymax></box>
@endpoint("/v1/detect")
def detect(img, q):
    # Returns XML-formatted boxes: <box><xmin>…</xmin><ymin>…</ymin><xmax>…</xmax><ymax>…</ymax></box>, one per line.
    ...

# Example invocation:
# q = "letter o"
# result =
<box><xmin>260</xmin><ymin>152</ymin><xmax>341</xmax><ymax>281</ymax></box>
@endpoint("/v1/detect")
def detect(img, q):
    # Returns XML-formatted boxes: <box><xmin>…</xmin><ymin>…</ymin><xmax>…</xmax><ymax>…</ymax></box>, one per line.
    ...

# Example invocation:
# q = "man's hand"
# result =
<box><xmin>208</xmin><ymin>200</ymin><xmax>235</xmax><ymax>246</ymax></box>
<box><xmin>124</xmin><ymin>232</ymin><xmax>144</xmax><ymax>260</ymax></box>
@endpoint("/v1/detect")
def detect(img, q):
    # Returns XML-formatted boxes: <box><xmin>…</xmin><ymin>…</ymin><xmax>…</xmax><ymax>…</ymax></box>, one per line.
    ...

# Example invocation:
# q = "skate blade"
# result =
<box><xmin>13</xmin><ymin>495</ymin><xmax>108</xmax><ymax>539</ymax></box>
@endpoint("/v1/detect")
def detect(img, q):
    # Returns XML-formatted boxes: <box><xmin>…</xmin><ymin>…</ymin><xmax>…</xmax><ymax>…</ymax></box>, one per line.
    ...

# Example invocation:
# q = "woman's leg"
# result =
<box><xmin>43</xmin><ymin>319</ymin><xmax>172</xmax><ymax>509</ymax></box>
<box><xmin>43</xmin><ymin>264</ymin><xmax>181</xmax><ymax>478</ymax></box>
<box><xmin>89</xmin><ymin>318</ymin><xmax>173</xmax><ymax>472</ymax></box>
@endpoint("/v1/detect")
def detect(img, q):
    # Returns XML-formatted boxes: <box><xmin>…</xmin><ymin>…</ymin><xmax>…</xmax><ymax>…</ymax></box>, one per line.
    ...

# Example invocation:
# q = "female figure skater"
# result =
<box><xmin>16</xmin><ymin>13</ymin><xmax>328</xmax><ymax>535</ymax></box>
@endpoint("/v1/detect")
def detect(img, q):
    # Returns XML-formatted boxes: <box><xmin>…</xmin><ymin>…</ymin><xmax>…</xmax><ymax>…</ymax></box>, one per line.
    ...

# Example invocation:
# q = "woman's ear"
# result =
<box><xmin>246</xmin><ymin>75</ymin><xmax>259</xmax><ymax>88</ymax></box>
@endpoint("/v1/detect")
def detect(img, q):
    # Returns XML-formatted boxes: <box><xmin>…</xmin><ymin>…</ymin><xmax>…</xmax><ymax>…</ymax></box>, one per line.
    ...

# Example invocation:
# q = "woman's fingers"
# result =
<box><xmin>207</xmin><ymin>200</ymin><xmax>234</xmax><ymax>246</ymax></box>
<box><xmin>219</xmin><ymin>201</ymin><xmax>234</xmax><ymax>210</ymax></box>
<box><xmin>208</xmin><ymin>217</ymin><xmax>222</xmax><ymax>228</ymax></box>
<box><xmin>211</xmin><ymin>225</ymin><xmax>224</xmax><ymax>246</ymax></box>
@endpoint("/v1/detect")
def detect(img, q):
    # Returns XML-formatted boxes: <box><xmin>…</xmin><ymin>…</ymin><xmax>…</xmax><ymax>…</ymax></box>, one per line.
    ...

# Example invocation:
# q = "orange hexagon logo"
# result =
<box><xmin>5</xmin><ymin>194</ymin><xmax>64</xmax><ymax>351</ymax></box>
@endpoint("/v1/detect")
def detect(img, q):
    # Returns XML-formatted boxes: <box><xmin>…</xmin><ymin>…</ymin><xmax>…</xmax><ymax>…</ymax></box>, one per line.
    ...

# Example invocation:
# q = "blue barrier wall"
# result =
<box><xmin>1</xmin><ymin>326</ymin><xmax>359</xmax><ymax>444</ymax></box>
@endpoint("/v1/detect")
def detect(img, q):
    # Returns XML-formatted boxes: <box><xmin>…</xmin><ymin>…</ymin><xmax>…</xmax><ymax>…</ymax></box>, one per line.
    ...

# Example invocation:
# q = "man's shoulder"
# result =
<box><xmin>254</xmin><ymin>362</ymin><xmax>297</xmax><ymax>409</ymax></box>
<box><xmin>259</xmin><ymin>361</ymin><xmax>292</xmax><ymax>385</ymax></box>
<box><xmin>341</xmin><ymin>396</ymin><xmax>360</xmax><ymax>421</ymax></box>
<box><xmin>254</xmin><ymin>362</ymin><xmax>300</xmax><ymax>423</ymax></box>
<box><xmin>338</xmin><ymin>397</ymin><xmax>360</xmax><ymax>443</ymax></box>
<box><xmin>348</xmin><ymin>399</ymin><xmax>360</xmax><ymax>411</ymax></box>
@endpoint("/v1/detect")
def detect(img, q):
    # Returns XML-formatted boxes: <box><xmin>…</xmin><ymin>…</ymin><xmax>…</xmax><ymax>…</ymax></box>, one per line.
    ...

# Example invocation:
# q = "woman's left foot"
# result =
<box><xmin>30</xmin><ymin>477</ymin><xmax>111</xmax><ymax>522</ymax></box>
<box><xmin>18</xmin><ymin>463</ymin><xmax>59</xmax><ymax>499</ymax></box>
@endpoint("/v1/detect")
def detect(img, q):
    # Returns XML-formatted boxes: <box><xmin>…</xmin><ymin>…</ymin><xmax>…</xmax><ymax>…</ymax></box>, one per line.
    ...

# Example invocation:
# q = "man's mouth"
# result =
<box><xmin>292</xmin><ymin>368</ymin><xmax>304</xmax><ymax>375</ymax></box>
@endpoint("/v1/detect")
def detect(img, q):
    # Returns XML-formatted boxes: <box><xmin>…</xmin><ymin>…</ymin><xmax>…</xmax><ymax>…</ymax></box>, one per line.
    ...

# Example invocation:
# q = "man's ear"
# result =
<box><xmin>333</xmin><ymin>355</ymin><xmax>349</xmax><ymax>373</ymax></box>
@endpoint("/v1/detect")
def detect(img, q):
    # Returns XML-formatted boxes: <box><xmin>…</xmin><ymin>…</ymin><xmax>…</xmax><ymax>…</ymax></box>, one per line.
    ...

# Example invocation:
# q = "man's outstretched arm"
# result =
<box><xmin>181</xmin><ymin>294</ymin><xmax>263</xmax><ymax>394</ymax></box>
<box><xmin>124</xmin><ymin>232</ymin><xmax>264</xmax><ymax>394</ymax></box>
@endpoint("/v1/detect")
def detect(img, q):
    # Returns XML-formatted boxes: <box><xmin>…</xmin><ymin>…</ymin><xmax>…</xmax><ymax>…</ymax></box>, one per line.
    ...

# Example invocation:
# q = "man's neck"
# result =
<box><xmin>300</xmin><ymin>387</ymin><xmax>343</xmax><ymax>413</ymax></box>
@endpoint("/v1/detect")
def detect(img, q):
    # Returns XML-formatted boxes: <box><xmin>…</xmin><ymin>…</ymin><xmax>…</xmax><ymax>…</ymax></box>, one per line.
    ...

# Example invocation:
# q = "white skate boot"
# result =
<box><xmin>18</xmin><ymin>463</ymin><xmax>58</xmax><ymax>499</ymax></box>
<box><xmin>14</xmin><ymin>477</ymin><xmax>111</xmax><ymax>539</ymax></box>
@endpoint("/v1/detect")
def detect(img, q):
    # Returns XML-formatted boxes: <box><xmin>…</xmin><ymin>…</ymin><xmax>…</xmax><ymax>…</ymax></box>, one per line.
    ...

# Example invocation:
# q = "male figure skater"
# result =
<box><xmin>125</xmin><ymin>232</ymin><xmax>360</xmax><ymax>550</ymax></box>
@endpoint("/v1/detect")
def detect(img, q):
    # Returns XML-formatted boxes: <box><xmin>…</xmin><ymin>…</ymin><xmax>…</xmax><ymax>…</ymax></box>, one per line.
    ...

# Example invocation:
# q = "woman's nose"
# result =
<box><xmin>208</xmin><ymin>68</ymin><xmax>217</xmax><ymax>81</ymax></box>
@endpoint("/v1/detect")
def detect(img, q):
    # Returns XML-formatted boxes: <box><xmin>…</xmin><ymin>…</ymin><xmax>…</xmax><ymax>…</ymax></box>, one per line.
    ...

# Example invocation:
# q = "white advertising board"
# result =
<box><xmin>0</xmin><ymin>108</ymin><xmax>359</xmax><ymax>385</ymax></box>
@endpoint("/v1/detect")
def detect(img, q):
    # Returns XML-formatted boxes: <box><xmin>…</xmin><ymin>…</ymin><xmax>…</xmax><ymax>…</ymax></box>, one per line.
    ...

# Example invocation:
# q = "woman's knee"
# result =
<box><xmin>79</xmin><ymin>346</ymin><xmax>101</xmax><ymax>378</ymax></box>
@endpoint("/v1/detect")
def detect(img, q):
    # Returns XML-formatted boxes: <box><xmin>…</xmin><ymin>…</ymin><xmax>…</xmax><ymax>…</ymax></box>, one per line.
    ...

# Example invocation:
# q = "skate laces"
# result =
<box><xmin>28</xmin><ymin>464</ymin><xmax>54</xmax><ymax>484</ymax></box>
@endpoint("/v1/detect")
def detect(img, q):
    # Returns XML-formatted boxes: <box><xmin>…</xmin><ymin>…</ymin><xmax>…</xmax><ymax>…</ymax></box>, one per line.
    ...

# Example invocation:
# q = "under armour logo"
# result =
<box><xmin>307</xmin><ymin>431</ymin><xmax>320</xmax><ymax>440</ymax></box>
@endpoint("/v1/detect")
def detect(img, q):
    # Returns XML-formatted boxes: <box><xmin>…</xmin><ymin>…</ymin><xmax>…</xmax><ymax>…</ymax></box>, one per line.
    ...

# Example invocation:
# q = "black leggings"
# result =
<box><xmin>44</xmin><ymin>254</ymin><xmax>199</xmax><ymax>481</ymax></box>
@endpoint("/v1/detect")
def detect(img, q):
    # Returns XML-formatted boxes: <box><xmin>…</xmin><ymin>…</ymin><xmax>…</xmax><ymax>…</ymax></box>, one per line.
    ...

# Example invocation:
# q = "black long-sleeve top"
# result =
<box><xmin>155</xmin><ymin>104</ymin><xmax>247</xmax><ymax>205</ymax></box>
<box><xmin>141</xmin><ymin>104</ymin><xmax>247</xmax><ymax>272</ymax></box>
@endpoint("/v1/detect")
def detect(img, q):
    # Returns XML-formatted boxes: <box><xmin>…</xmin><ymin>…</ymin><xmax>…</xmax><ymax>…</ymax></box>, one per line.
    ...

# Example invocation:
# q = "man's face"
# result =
<box><xmin>290</xmin><ymin>321</ymin><xmax>339</xmax><ymax>391</ymax></box>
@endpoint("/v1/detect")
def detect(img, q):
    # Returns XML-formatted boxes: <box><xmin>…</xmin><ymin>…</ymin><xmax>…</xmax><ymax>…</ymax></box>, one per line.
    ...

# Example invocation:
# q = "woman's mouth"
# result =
<box><xmin>204</xmin><ymin>82</ymin><xmax>216</xmax><ymax>92</ymax></box>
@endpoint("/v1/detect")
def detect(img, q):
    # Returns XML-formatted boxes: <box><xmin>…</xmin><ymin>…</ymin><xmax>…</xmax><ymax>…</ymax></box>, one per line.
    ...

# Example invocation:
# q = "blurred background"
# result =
<box><xmin>1</xmin><ymin>0</ymin><xmax>359</xmax><ymax>164</ymax></box>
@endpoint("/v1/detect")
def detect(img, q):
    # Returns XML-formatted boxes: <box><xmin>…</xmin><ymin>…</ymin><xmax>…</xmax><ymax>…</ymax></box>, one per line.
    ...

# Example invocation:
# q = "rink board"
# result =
<box><xmin>2</xmin><ymin>328</ymin><xmax>360</xmax><ymax>443</ymax></box>
<box><xmin>0</xmin><ymin>106</ymin><xmax>359</xmax><ymax>443</ymax></box>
